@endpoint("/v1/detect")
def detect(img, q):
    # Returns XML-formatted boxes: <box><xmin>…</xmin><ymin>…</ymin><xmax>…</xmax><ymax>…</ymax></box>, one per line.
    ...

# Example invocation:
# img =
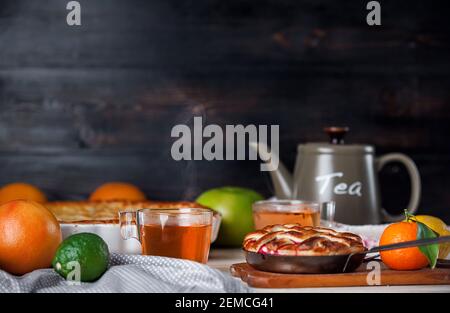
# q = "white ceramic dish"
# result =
<box><xmin>60</xmin><ymin>213</ymin><xmax>221</xmax><ymax>254</ymax></box>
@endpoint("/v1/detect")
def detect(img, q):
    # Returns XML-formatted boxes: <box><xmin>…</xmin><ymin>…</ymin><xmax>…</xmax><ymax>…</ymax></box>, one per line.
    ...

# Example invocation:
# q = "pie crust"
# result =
<box><xmin>45</xmin><ymin>201</ymin><xmax>209</xmax><ymax>224</ymax></box>
<box><xmin>243</xmin><ymin>224</ymin><xmax>366</xmax><ymax>256</ymax></box>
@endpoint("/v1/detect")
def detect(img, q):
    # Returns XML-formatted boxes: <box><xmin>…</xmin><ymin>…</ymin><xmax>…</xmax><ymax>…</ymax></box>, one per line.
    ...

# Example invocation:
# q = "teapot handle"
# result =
<box><xmin>376</xmin><ymin>153</ymin><xmax>421</xmax><ymax>222</ymax></box>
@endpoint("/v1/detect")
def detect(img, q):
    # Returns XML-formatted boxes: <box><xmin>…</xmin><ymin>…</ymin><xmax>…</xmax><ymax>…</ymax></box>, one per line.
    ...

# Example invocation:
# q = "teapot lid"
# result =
<box><xmin>297</xmin><ymin>127</ymin><xmax>374</xmax><ymax>154</ymax></box>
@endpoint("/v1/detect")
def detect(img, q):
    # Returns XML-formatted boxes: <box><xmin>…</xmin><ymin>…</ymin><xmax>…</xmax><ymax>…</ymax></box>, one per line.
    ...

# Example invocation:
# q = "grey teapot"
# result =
<box><xmin>251</xmin><ymin>127</ymin><xmax>421</xmax><ymax>225</ymax></box>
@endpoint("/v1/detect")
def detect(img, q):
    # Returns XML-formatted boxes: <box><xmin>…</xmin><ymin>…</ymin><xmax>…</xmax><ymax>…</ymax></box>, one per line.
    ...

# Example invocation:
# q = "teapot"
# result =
<box><xmin>251</xmin><ymin>127</ymin><xmax>421</xmax><ymax>225</ymax></box>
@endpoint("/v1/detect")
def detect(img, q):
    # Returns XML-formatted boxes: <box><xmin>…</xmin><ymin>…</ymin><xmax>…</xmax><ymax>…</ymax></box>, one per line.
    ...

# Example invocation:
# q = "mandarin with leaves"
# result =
<box><xmin>380</xmin><ymin>221</ymin><xmax>430</xmax><ymax>270</ymax></box>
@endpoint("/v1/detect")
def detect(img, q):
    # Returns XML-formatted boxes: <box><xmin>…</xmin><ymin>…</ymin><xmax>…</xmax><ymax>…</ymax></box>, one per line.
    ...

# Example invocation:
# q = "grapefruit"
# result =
<box><xmin>0</xmin><ymin>200</ymin><xmax>62</xmax><ymax>275</ymax></box>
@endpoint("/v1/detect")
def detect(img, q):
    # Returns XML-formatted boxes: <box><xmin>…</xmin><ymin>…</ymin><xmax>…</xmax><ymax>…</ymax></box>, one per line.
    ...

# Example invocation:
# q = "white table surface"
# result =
<box><xmin>207</xmin><ymin>249</ymin><xmax>450</xmax><ymax>293</ymax></box>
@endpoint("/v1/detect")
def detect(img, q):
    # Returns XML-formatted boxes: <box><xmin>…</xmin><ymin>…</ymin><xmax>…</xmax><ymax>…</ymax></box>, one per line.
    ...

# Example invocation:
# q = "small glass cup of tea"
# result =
<box><xmin>252</xmin><ymin>200</ymin><xmax>335</xmax><ymax>229</ymax></box>
<box><xmin>119</xmin><ymin>208</ymin><xmax>213</xmax><ymax>263</ymax></box>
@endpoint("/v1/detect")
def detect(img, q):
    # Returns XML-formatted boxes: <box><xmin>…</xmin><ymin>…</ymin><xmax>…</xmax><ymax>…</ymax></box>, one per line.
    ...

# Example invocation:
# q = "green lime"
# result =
<box><xmin>52</xmin><ymin>233</ymin><xmax>109</xmax><ymax>282</ymax></box>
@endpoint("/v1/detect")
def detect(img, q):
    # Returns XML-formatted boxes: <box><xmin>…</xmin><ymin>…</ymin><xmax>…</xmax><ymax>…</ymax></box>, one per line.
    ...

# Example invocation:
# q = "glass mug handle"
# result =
<box><xmin>320</xmin><ymin>201</ymin><xmax>335</xmax><ymax>227</ymax></box>
<box><xmin>119</xmin><ymin>211</ymin><xmax>140</xmax><ymax>241</ymax></box>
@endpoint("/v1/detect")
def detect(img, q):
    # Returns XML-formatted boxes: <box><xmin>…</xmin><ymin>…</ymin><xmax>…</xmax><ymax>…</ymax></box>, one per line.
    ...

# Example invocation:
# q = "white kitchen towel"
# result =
<box><xmin>0</xmin><ymin>253</ymin><xmax>249</xmax><ymax>293</ymax></box>
<box><xmin>332</xmin><ymin>223</ymin><xmax>388</xmax><ymax>248</ymax></box>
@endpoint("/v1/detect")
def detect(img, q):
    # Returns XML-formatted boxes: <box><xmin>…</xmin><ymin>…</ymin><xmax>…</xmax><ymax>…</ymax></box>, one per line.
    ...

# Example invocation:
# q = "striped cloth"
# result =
<box><xmin>0</xmin><ymin>254</ymin><xmax>249</xmax><ymax>293</ymax></box>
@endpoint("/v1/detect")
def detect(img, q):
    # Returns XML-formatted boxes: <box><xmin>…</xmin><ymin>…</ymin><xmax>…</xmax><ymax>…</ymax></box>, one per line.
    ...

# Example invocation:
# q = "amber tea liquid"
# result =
<box><xmin>253</xmin><ymin>209</ymin><xmax>320</xmax><ymax>229</ymax></box>
<box><xmin>140</xmin><ymin>224</ymin><xmax>212</xmax><ymax>263</ymax></box>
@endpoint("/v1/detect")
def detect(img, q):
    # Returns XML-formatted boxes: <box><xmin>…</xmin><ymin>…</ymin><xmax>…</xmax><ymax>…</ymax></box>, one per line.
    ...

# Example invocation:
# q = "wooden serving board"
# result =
<box><xmin>230</xmin><ymin>262</ymin><xmax>450</xmax><ymax>288</ymax></box>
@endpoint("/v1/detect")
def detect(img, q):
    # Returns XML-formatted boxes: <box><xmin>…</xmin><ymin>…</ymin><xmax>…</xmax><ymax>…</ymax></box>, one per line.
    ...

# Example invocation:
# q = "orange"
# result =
<box><xmin>0</xmin><ymin>183</ymin><xmax>47</xmax><ymax>204</ymax></box>
<box><xmin>89</xmin><ymin>182</ymin><xmax>146</xmax><ymax>201</ymax></box>
<box><xmin>380</xmin><ymin>222</ymin><xmax>429</xmax><ymax>270</ymax></box>
<box><xmin>0</xmin><ymin>200</ymin><xmax>62</xmax><ymax>275</ymax></box>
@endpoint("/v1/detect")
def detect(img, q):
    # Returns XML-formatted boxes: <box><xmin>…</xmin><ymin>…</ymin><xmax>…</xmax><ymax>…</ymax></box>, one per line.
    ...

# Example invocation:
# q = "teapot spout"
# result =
<box><xmin>249</xmin><ymin>141</ymin><xmax>293</xmax><ymax>199</ymax></box>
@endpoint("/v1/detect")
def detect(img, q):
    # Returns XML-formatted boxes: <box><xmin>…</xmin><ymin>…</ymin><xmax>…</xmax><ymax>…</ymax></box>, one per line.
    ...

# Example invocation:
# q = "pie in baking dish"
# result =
<box><xmin>45</xmin><ymin>201</ymin><xmax>208</xmax><ymax>224</ymax></box>
<box><xmin>243</xmin><ymin>224</ymin><xmax>365</xmax><ymax>256</ymax></box>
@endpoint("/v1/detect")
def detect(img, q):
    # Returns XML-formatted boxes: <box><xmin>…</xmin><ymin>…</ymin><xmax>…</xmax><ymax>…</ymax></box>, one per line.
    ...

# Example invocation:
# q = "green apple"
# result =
<box><xmin>196</xmin><ymin>186</ymin><xmax>264</xmax><ymax>247</ymax></box>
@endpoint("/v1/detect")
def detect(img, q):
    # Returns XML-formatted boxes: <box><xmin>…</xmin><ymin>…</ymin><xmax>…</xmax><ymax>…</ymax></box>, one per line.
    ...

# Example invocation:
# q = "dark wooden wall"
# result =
<box><xmin>0</xmin><ymin>0</ymin><xmax>449</xmax><ymax>221</ymax></box>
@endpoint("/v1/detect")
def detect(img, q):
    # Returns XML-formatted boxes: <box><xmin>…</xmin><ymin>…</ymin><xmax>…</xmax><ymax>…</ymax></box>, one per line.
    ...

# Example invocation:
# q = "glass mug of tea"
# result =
<box><xmin>252</xmin><ymin>200</ymin><xmax>335</xmax><ymax>229</ymax></box>
<box><xmin>119</xmin><ymin>208</ymin><xmax>213</xmax><ymax>263</ymax></box>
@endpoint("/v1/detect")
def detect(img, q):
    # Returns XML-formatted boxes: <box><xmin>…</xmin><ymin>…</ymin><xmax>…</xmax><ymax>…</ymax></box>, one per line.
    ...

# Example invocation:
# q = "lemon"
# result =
<box><xmin>408</xmin><ymin>215</ymin><xmax>450</xmax><ymax>259</ymax></box>
<box><xmin>413</xmin><ymin>215</ymin><xmax>447</xmax><ymax>234</ymax></box>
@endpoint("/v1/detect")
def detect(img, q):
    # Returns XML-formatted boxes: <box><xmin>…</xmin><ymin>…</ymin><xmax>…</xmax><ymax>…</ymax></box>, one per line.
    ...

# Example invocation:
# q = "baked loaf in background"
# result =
<box><xmin>243</xmin><ymin>224</ymin><xmax>366</xmax><ymax>256</ymax></box>
<box><xmin>45</xmin><ymin>201</ymin><xmax>208</xmax><ymax>224</ymax></box>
